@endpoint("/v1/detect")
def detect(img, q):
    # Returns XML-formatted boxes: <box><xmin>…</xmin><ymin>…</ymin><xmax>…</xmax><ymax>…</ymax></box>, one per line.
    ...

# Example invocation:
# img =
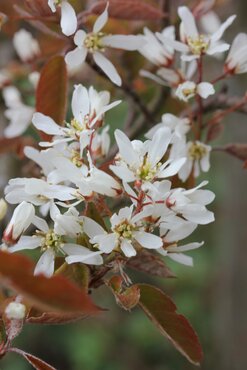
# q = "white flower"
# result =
<box><xmin>48</xmin><ymin>0</ymin><xmax>77</xmax><ymax>36</ymax></box>
<box><xmin>157</xmin><ymin>241</ymin><xmax>204</xmax><ymax>266</ymax></box>
<box><xmin>49</xmin><ymin>154</ymin><xmax>121</xmax><ymax>198</ymax></box>
<box><xmin>145</xmin><ymin>114</ymin><xmax>190</xmax><ymax>141</ymax></box>
<box><xmin>3</xmin><ymin>201</ymin><xmax>35</xmax><ymax>243</ymax></box>
<box><xmin>175</xmin><ymin>81</ymin><xmax>215</xmax><ymax>102</ymax></box>
<box><xmin>91</xmin><ymin>126</ymin><xmax>111</xmax><ymax>158</ymax></box>
<box><xmin>138</xmin><ymin>26</ymin><xmax>175</xmax><ymax>67</ymax></box>
<box><xmin>158</xmin><ymin>6</ymin><xmax>236</xmax><ymax>62</ymax></box>
<box><xmin>28</xmin><ymin>71</ymin><xmax>40</xmax><ymax>88</ymax></box>
<box><xmin>140</xmin><ymin>59</ymin><xmax>197</xmax><ymax>89</ymax></box>
<box><xmin>65</xmin><ymin>4</ymin><xmax>144</xmax><ymax>85</ymax></box>
<box><xmin>2</xmin><ymin>86</ymin><xmax>34</xmax><ymax>138</ymax></box>
<box><xmin>83</xmin><ymin>205</ymin><xmax>163</xmax><ymax>258</ymax></box>
<box><xmin>174</xmin><ymin>141</ymin><xmax>212</xmax><ymax>181</ymax></box>
<box><xmin>5</xmin><ymin>178</ymin><xmax>77</xmax><ymax>216</ymax></box>
<box><xmin>5</xmin><ymin>301</ymin><xmax>26</xmax><ymax>320</ymax></box>
<box><xmin>32</xmin><ymin>84</ymin><xmax>120</xmax><ymax>154</ymax></box>
<box><xmin>13</xmin><ymin>29</ymin><xmax>40</xmax><ymax>62</ymax></box>
<box><xmin>225</xmin><ymin>33</ymin><xmax>247</xmax><ymax>74</ymax></box>
<box><xmin>110</xmin><ymin>129</ymin><xmax>186</xmax><ymax>186</ymax></box>
<box><xmin>9</xmin><ymin>214</ymin><xmax>102</xmax><ymax>277</ymax></box>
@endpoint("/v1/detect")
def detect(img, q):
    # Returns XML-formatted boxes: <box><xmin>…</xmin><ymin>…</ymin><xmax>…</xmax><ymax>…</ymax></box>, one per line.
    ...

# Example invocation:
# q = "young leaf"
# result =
<box><xmin>89</xmin><ymin>0</ymin><xmax>167</xmax><ymax>21</ymax></box>
<box><xmin>27</xmin><ymin>309</ymin><xmax>88</xmax><ymax>325</ymax></box>
<box><xmin>8</xmin><ymin>347</ymin><xmax>56</xmax><ymax>370</ymax></box>
<box><xmin>0</xmin><ymin>251</ymin><xmax>102</xmax><ymax>314</ymax></box>
<box><xmin>137</xmin><ymin>284</ymin><xmax>203</xmax><ymax>365</ymax></box>
<box><xmin>107</xmin><ymin>276</ymin><xmax>140</xmax><ymax>311</ymax></box>
<box><xmin>36</xmin><ymin>56</ymin><xmax>67</xmax><ymax>126</ymax></box>
<box><xmin>127</xmin><ymin>250</ymin><xmax>176</xmax><ymax>278</ymax></box>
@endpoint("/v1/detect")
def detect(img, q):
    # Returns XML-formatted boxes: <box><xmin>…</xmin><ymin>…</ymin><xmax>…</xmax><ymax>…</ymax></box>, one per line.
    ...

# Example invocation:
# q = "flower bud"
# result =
<box><xmin>3</xmin><ymin>201</ymin><xmax>35</xmax><ymax>244</ymax></box>
<box><xmin>0</xmin><ymin>198</ymin><xmax>7</xmax><ymax>220</ymax></box>
<box><xmin>5</xmin><ymin>301</ymin><xmax>26</xmax><ymax>320</ymax></box>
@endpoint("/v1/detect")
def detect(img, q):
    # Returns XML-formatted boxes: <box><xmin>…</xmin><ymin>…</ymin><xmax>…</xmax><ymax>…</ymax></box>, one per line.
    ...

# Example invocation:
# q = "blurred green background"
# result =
<box><xmin>0</xmin><ymin>1</ymin><xmax>247</xmax><ymax>369</ymax></box>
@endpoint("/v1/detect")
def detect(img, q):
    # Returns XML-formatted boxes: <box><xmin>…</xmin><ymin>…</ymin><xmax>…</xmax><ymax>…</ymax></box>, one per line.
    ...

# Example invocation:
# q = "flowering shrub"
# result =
<box><xmin>0</xmin><ymin>0</ymin><xmax>246</xmax><ymax>368</ymax></box>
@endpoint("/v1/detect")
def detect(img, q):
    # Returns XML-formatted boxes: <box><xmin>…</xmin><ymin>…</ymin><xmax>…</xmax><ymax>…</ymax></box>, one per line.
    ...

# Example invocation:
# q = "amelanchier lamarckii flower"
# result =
<box><xmin>175</xmin><ymin>81</ymin><xmax>215</xmax><ymax>102</ymax></box>
<box><xmin>224</xmin><ymin>33</ymin><xmax>247</xmax><ymax>74</ymax></box>
<box><xmin>110</xmin><ymin>129</ymin><xmax>186</xmax><ymax>186</ymax></box>
<box><xmin>158</xmin><ymin>6</ymin><xmax>236</xmax><ymax>62</ymax></box>
<box><xmin>83</xmin><ymin>206</ymin><xmax>163</xmax><ymax>258</ymax></box>
<box><xmin>65</xmin><ymin>4</ymin><xmax>144</xmax><ymax>86</ymax></box>
<box><xmin>2</xmin><ymin>86</ymin><xmax>34</xmax><ymax>138</ymax></box>
<box><xmin>13</xmin><ymin>29</ymin><xmax>40</xmax><ymax>62</ymax></box>
<box><xmin>48</xmin><ymin>0</ymin><xmax>77</xmax><ymax>36</ymax></box>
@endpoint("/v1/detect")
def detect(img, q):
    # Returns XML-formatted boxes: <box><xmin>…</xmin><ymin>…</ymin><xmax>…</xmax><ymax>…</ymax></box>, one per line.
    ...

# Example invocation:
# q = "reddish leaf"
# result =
<box><xmin>24</xmin><ymin>0</ymin><xmax>53</xmax><ymax>16</ymax></box>
<box><xmin>107</xmin><ymin>276</ymin><xmax>140</xmax><ymax>311</ymax></box>
<box><xmin>0</xmin><ymin>251</ymin><xmax>102</xmax><ymax>314</ymax></box>
<box><xmin>27</xmin><ymin>309</ymin><xmax>87</xmax><ymax>325</ymax></box>
<box><xmin>127</xmin><ymin>250</ymin><xmax>176</xmax><ymax>278</ymax></box>
<box><xmin>138</xmin><ymin>284</ymin><xmax>203</xmax><ymax>365</ymax></box>
<box><xmin>89</xmin><ymin>0</ymin><xmax>166</xmax><ymax>21</ymax></box>
<box><xmin>0</xmin><ymin>137</ymin><xmax>35</xmax><ymax>158</ymax></box>
<box><xmin>8</xmin><ymin>347</ymin><xmax>56</xmax><ymax>370</ymax></box>
<box><xmin>36</xmin><ymin>56</ymin><xmax>67</xmax><ymax>126</ymax></box>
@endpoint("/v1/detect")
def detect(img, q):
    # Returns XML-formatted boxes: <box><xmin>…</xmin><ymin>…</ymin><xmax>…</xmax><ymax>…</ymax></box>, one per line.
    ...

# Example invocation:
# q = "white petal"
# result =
<box><xmin>93</xmin><ymin>52</ymin><xmax>121</xmax><ymax>86</ymax></box>
<box><xmin>110</xmin><ymin>164</ymin><xmax>136</xmax><ymax>182</ymax></box>
<box><xmin>60</xmin><ymin>1</ymin><xmax>77</xmax><ymax>36</ymax></box>
<box><xmin>83</xmin><ymin>216</ymin><xmax>105</xmax><ymax>239</ymax></box>
<box><xmin>65</xmin><ymin>47</ymin><xmax>87</xmax><ymax>67</ymax></box>
<box><xmin>66</xmin><ymin>252</ymin><xmax>103</xmax><ymax>265</ymax></box>
<box><xmin>147</xmin><ymin>127</ymin><xmax>171</xmax><ymax>167</ymax></box>
<box><xmin>178</xmin><ymin>6</ymin><xmax>199</xmax><ymax>39</ymax></box>
<box><xmin>74</xmin><ymin>30</ymin><xmax>87</xmax><ymax>47</ymax></box>
<box><xmin>168</xmin><ymin>253</ymin><xmax>193</xmax><ymax>266</ymax></box>
<box><xmin>93</xmin><ymin>3</ymin><xmax>109</xmax><ymax>33</ymax></box>
<box><xmin>159</xmin><ymin>158</ymin><xmax>186</xmax><ymax>178</ymax></box>
<box><xmin>210</xmin><ymin>15</ymin><xmax>236</xmax><ymax>43</ymax></box>
<box><xmin>207</xmin><ymin>43</ymin><xmax>230</xmax><ymax>55</ymax></box>
<box><xmin>167</xmin><ymin>241</ymin><xmax>204</xmax><ymax>253</ymax></box>
<box><xmin>164</xmin><ymin>222</ymin><xmax>197</xmax><ymax>242</ymax></box>
<box><xmin>114</xmin><ymin>129</ymin><xmax>140</xmax><ymax>166</ymax></box>
<box><xmin>32</xmin><ymin>112</ymin><xmax>62</xmax><ymax>135</ymax></box>
<box><xmin>93</xmin><ymin>233</ymin><xmax>117</xmax><ymax>253</ymax></box>
<box><xmin>9</xmin><ymin>236</ymin><xmax>42</xmax><ymax>252</ymax></box>
<box><xmin>121</xmin><ymin>239</ymin><xmax>136</xmax><ymax>257</ymax></box>
<box><xmin>72</xmin><ymin>84</ymin><xmax>89</xmax><ymax>121</ymax></box>
<box><xmin>34</xmin><ymin>249</ymin><xmax>55</xmax><ymax>277</ymax></box>
<box><xmin>102</xmin><ymin>35</ymin><xmax>144</xmax><ymax>50</ymax></box>
<box><xmin>182</xmin><ymin>204</ymin><xmax>215</xmax><ymax>224</ymax></box>
<box><xmin>197</xmin><ymin>82</ymin><xmax>215</xmax><ymax>99</ymax></box>
<box><xmin>134</xmin><ymin>231</ymin><xmax>163</xmax><ymax>249</ymax></box>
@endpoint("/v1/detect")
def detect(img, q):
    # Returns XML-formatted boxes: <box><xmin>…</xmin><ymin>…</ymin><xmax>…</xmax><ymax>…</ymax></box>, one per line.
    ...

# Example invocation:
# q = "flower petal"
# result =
<box><xmin>93</xmin><ymin>3</ymin><xmax>109</xmax><ymax>33</ymax></box>
<box><xmin>65</xmin><ymin>47</ymin><xmax>87</xmax><ymax>68</ymax></box>
<box><xmin>34</xmin><ymin>249</ymin><xmax>55</xmax><ymax>277</ymax></box>
<box><xmin>60</xmin><ymin>1</ymin><xmax>77</xmax><ymax>36</ymax></box>
<box><xmin>197</xmin><ymin>82</ymin><xmax>215</xmax><ymax>99</ymax></box>
<box><xmin>134</xmin><ymin>231</ymin><xmax>163</xmax><ymax>249</ymax></box>
<box><xmin>32</xmin><ymin>112</ymin><xmax>62</xmax><ymax>135</ymax></box>
<box><xmin>121</xmin><ymin>239</ymin><xmax>136</xmax><ymax>257</ymax></box>
<box><xmin>93</xmin><ymin>52</ymin><xmax>121</xmax><ymax>86</ymax></box>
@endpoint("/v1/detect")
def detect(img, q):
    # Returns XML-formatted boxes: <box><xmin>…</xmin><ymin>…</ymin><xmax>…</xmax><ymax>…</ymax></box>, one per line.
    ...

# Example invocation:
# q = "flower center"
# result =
<box><xmin>188</xmin><ymin>142</ymin><xmax>207</xmax><ymax>160</ymax></box>
<box><xmin>37</xmin><ymin>230</ymin><xmax>62</xmax><ymax>252</ymax></box>
<box><xmin>84</xmin><ymin>32</ymin><xmax>105</xmax><ymax>52</ymax></box>
<box><xmin>71</xmin><ymin>150</ymin><xmax>84</xmax><ymax>167</ymax></box>
<box><xmin>187</xmin><ymin>35</ymin><xmax>209</xmax><ymax>55</ymax></box>
<box><xmin>136</xmin><ymin>159</ymin><xmax>161</xmax><ymax>181</ymax></box>
<box><xmin>114</xmin><ymin>220</ymin><xmax>135</xmax><ymax>239</ymax></box>
<box><xmin>182</xmin><ymin>86</ymin><xmax>196</xmax><ymax>97</ymax></box>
